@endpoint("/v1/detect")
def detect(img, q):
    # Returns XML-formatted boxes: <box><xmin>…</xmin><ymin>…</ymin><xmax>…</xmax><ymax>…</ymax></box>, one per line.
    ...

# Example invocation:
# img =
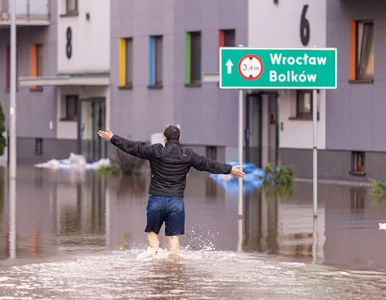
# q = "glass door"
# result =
<box><xmin>77</xmin><ymin>98</ymin><xmax>106</xmax><ymax>162</ymax></box>
<box><xmin>91</xmin><ymin>101</ymin><xmax>106</xmax><ymax>161</ymax></box>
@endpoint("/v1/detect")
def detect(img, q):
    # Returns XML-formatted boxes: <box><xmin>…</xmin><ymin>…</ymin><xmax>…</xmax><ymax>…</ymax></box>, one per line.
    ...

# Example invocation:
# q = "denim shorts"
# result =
<box><xmin>145</xmin><ymin>195</ymin><xmax>185</xmax><ymax>236</ymax></box>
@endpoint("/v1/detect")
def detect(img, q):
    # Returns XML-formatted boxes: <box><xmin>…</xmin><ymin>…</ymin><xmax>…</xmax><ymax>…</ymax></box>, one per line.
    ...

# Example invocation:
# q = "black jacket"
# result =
<box><xmin>110</xmin><ymin>135</ymin><xmax>232</xmax><ymax>197</ymax></box>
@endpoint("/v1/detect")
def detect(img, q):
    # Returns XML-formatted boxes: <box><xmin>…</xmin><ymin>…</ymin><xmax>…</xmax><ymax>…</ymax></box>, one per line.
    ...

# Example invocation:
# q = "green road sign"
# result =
<box><xmin>219</xmin><ymin>47</ymin><xmax>337</xmax><ymax>90</ymax></box>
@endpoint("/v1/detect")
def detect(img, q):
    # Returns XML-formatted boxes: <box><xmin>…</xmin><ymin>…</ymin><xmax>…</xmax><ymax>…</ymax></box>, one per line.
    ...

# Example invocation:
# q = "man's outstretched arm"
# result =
<box><xmin>190</xmin><ymin>151</ymin><xmax>245</xmax><ymax>178</ymax></box>
<box><xmin>98</xmin><ymin>129</ymin><xmax>153</xmax><ymax>160</ymax></box>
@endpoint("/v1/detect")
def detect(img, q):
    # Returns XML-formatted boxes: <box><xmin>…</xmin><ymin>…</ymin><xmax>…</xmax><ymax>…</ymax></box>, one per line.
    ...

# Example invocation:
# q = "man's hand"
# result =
<box><xmin>231</xmin><ymin>165</ymin><xmax>245</xmax><ymax>178</ymax></box>
<box><xmin>98</xmin><ymin>128</ymin><xmax>113</xmax><ymax>142</ymax></box>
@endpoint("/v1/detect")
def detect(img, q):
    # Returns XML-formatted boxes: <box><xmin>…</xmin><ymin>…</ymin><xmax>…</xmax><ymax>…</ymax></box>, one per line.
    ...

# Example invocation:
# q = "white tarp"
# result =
<box><xmin>35</xmin><ymin>153</ymin><xmax>110</xmax><ymax>170</ymax></box>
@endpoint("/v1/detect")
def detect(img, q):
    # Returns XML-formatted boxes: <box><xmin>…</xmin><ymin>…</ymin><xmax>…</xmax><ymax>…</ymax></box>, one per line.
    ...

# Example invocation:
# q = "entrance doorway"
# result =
<box><xmin>77</xmin><ymin>97</ymin><xmax>106</xmax><ymax>162</ymax></box>
<box><xmin>267</xmin><ymin>93</ymin><xmax>279</xmax><ymax>166</ymax></box>
<box><xmin>245</xmin><ymin>93</ymin><xmax>263</xmax><ymax>167</ymax></box>
<box><xmin>245</xmin><ymin>92</ymin><xmax>279</xmax><ymax>168</ymax></box>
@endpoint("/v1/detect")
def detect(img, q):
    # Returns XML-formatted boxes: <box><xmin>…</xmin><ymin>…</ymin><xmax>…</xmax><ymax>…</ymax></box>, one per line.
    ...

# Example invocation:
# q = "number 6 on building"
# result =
<box><xmin>300</xmin><ymin>5</ymin><xmax>310</xmax><ymax>46</ymax></box>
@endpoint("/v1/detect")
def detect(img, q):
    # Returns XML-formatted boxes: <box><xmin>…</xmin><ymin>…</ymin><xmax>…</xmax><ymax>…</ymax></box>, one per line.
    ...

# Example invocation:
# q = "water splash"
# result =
<box><xmin>0</xmin><ymin>248</ymin><xmax>386</xmax><ymax>299</ymax></box>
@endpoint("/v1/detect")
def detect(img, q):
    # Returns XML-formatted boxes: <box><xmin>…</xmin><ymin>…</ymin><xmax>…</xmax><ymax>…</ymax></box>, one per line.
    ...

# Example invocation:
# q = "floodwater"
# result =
<box><xmin>0</xmin><ymin>165</ymin><xmax>386</xmax><ymax>299</ymax></box>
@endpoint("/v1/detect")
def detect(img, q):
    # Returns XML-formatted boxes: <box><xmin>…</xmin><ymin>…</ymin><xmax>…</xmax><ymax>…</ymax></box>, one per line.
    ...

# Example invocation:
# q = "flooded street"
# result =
<box><xmin>1</xmin><ymin>166</ymin><xmax>386</xmax><ymax>299</ymax></box>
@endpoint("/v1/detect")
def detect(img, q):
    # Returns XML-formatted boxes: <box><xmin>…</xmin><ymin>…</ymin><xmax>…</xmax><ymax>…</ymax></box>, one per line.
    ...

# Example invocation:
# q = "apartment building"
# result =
<box><xmin>18</xmin><ymin>0</ymin><xmax>111</xmax><ymax>163</ymax></box>
<box><xmin>241</xmin><ymin>0</ymin><xmax>327</xmax><ymax>170</ymax></box>
<box><xmin>0</xmin><ymin>0</ymin><xmax>54</xmax><ymax>164</ymax></box>
<box><xmin>275</xmin><ymin>0</ymin><xmax>385</xmax><ymax>182</ymax></box>
<box><xmin>322</xmin><ymin>0</ymin><xmax>383</xmax><ymax>182</ymax></box>
<box><xmin>11</xmin><ymin>0</ymin><xmax>382</xmax><ymax>184</ymax></box>
<box><xmin>109</xmin><ymin>0</ymin><xmax>248</xmax><ymax>161</ymax></box>
<box><xmin>10</xmin><ymin>0</ymin><xmax>248</xmax><ymax>164</ymax></box>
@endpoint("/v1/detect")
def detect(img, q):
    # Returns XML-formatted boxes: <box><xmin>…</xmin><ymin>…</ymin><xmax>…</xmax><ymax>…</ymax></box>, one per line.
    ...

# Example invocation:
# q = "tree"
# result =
<box><xmin>0</xmin><ymin>103</ymin><xmax>7</xmax><ymax>156</ymax></box>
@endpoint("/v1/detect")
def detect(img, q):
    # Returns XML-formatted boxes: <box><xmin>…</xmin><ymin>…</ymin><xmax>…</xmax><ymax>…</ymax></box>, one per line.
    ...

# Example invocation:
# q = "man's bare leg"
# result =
<box><xmin>147</xmin><ymin>232</ymin><xmax>159</xmax><ymax>252</ymax></box>
<box><xmin>167</xmin><ymin>236</ymin><xmax>180</xmax><ymax>254</ymax></box>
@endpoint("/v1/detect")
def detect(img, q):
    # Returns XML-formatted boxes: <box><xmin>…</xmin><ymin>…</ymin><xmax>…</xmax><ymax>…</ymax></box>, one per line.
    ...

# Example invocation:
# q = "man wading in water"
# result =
<box><xmin>98</xmin><ymin>125</ymin><xmax>245</xmax><ymax>257</ymax></box>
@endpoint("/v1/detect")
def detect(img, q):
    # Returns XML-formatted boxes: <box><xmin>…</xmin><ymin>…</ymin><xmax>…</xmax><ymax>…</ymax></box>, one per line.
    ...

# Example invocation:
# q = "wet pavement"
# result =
<box><xmin>0</xmin><ymin>165</ymin><xmax>386</xmax><ymax>299</ymax></box>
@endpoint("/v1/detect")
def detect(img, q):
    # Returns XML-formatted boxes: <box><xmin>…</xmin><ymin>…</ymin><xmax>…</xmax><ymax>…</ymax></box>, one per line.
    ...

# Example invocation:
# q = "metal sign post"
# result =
<box><xmin>313</xmin><ymin>89</ymin><xmax>318</xmax><ymax>218</ymax></box>
<box><xmin>237</xmin><ymin>88</ymin><xmax>243</xmax><ymax>252</ymax></box>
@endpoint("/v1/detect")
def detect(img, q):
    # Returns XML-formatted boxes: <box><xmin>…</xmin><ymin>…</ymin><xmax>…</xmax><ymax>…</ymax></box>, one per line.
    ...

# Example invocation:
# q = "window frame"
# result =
<box><xmin>154</xmin><ymin>35</ymin><xmax>163</xmax><ymax>86</ymax></box>
<box><xmin>6</xmin><ymin>45</ymin><xmax>18</xmax><ymax>91</ymax></box>
<box><xmin>149</xmin><ymin>35</ymin><xmax>163</xmax><ymax>88</ymax></box>
<box><xmin>355</xmin><ymin>20</ymin><xmax>374</xmax><ymax>80</ymax></box>
<box><xmin>355</xmin><ymin>151</ymin><xmax>365</xmax><ymax>173</ymax></box>
<box><xmin>35</xmin><ymin>138</ymin><xmax>43</xmax><ymax>156</ymax></box>
<box><xmin>124</xmin><ymin>37</ymin><xmax>133</xmax><ymax>87</ymax></box>
<box><xmin>64</xmin><ymin>95</ymin><xmax>78</xmax><ymax>121</ymax></box>
<box><xmin>206</xmin><ymin>146</ymin><xmax>217</xmax><ymax>161</ymax></box>
<box><xmin>29</xmin><ymin>44</ymin><xmax>43</xmax><ymax>91</ymax></box>
<box><xmin>350</xmin><ymin>151</ymin><xmax>366</xmax><ymax>175</ymax></box>
<box><xmin>296</xmin><ymin>90</ymin><xmax>313</xmax><ymax>119</ymax></box>
<box><xmin>188</xmin><ymin>31</ymin><xmax>201</xmax><ymax>85</ymax></box>
<box><xmin>219</xmin><ymin>29</ymin><xmax>236</xmax><ymax>47</ymax></box>
<box><xmin>36</xmin><ymin>44</ymin><xmax>43</xmax><ymax>77</ymax></box>
<box><xmin>66</xmin><ymin>0</ymin><xmax>78</xmax><ymax>15</ymax></box>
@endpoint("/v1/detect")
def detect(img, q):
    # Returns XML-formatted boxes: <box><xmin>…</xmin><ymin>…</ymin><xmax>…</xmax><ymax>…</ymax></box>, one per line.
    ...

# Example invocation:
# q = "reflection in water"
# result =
<box><xmin>1</xmin><ymin>167</ymin><xmax>386</xmax><ymax>271</ymax></box>
<box><xmin>0</xmin><ymin>167</ymin><xmax>386</xmax><ymax>268</ymax></box>
<box><xmin>0</xmin><ymin>167</ymin><xmax>386</xmax><ymax>298</ymax></box>
<box><xmin>205</xmin><ymin>175</ymin><xmax>217</xmax><ymax>199</ymax></box>
<box><xmin>9</xmin><ymin>178</ymin><xmax>16</xmax><ymax>259</ymax></box>
<box><xmin>142</xmin><ymin>259</ymin><xmax>190</xmax><ymax>297</ymax></box>
<box><xmin>56</xmin><ymin>172</ymin><xmax>107</xmax><ymax>252</ymax></box>
<box><xmin>1</xmin><ymin>249</ymin><xmax>386</xmax><ymax>299</ymax></box>
<box><xmin>351</xmin><ymin>188</ymin><xmax>366</xmax><ymax>212</ymax></box>
<box><xmin>242</xmin><ymin>183</ymin><xmax>325</xmax><ymax>263</ymax></box>
<box><xmin>0</xmin><ymin>167</ymin><xmax>7</xmax><ymax>260</ymax></box>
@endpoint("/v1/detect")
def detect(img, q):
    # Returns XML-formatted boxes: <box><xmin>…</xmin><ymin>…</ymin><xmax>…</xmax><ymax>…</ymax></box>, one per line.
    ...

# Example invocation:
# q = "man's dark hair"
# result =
<box><xmin>164</xmin><ymin>125</ymin><xmax>180</xmax><ymax>141</ymax></box>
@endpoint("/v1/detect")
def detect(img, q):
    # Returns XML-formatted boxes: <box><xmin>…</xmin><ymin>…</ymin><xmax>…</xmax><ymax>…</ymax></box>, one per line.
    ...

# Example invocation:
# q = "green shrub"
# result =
<box><xmin>96</xmin><ymin>164</ymin><xmax>120</xmax><ymax>176</ymax></box>
<box><xmin>370</xmin><ymin>178</ymin><xmax>386</xmax><ymax>201</ymax></box>
<box><xmin>0</xmin><ymin>103</ymin><xmax>6</xmax><ymax>156</ymax></box>
<box><xmin>259</xmin><ymin>163</ymin><xmax>295</xmax><ymax>198</ymax></box>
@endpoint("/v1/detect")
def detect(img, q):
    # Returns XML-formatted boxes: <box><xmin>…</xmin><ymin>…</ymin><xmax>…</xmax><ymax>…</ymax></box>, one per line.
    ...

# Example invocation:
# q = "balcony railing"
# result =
<box><xmin>0</xmin><ymin>0</ymin><xmax>50</xmax><ymax>25</ymax></box>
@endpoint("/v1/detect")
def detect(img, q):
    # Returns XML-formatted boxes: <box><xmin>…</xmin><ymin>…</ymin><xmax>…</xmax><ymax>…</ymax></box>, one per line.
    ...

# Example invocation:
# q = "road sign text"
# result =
<box><xmin>219</xmin><ymin>48</ymin><xmax>337</xmax><ymax>89</ymax></box>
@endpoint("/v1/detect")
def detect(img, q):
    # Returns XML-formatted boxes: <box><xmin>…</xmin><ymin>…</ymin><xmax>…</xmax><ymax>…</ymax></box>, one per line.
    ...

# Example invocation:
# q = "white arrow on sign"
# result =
<box><xmin>226</xmin><ymin>59</ymin><xmax>234</xmax><ymax>74</ymax></box>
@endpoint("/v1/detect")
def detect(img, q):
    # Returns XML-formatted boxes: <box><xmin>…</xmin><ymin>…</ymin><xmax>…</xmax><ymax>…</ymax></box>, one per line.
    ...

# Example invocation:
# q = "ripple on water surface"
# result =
<box><xmin>0</xmin><ymin>248</ymin><xmax>386</xmax><ymax>300</ymax></box>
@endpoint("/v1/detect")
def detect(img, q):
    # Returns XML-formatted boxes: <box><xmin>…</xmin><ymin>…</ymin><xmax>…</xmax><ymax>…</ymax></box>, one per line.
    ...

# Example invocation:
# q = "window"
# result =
<box><xmin>64</xmin><ymin>95</ymin><xmax>78</xmax><ymax>120</ymax></box>
<box><xmin>30</xmin><ymin>44</ymin><xmax>43</xmax><ymax>90</ymax></box>
<box><xmin>66</xmin><ymin>0</ymin><xmax>78</xmax><ymax>15</ymax></box>
<box><xmin>119</xmin><ymin>38</ymin><xmax>133</xmax><ymax>88</ymax></box>
<box><xmin>296</xmin><ymin>90</ymin><xmax>313</xmax><ymax>118</ymax></box>
<box><xmin>35</xmin><ymin>138</ymin><xmax>43</xmax><ymax>156</ymax></box>
<box><xmin>219</xmin><ymin>29</ymin><xmax>236</xmax><ymax>47</ymax></box>
<box><xmin>36</xmin><ymin>45</ymin><xmax>43</xmax><ymax>76</ymax></box>
<box><xmin>185</xmin><ymin>31</ymin><xmax>201</xmax><ymax>85</ymax></box>
<box><xmin>206</xmin><ymin>146</ymin><xmax>217</xmax><ymax>161</ymax></box>
<box><xmin>6</xmin><ymin>45</ymin><xmax>18</xmax><ymax>90</ymax></box>
<box><xmin>356</xmin><ymin>21</ymin><xmax>374</xmax><ymax>80</ymax></box>
<box><xmin>351</xmin><ymin>151</ymin><xmax>365</xmax><ymax>174</ymax></box>
<box><xmin>149</xmin><ymin>35</ymin><xmax>163</xmax><ymax>87</ymax></box>
<box><xmin>350</xmin><ymin>20</ymin><xmax>374</xmax><ymax>80</ymax></box>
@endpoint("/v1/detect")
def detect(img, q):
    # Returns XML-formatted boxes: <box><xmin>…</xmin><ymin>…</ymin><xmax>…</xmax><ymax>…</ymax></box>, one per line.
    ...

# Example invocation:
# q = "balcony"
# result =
<box><xmin>0</xmin><ymin>0</ymin><xmax>50</xmax><ymax>26</ymax></box>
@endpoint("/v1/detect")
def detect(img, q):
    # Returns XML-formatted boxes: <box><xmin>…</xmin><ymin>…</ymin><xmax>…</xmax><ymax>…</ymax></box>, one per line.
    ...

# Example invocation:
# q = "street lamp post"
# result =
<box><xmin>9</xmin><ymin>0</ymin><xmax>17</xmax><ymax>179</ymax></box>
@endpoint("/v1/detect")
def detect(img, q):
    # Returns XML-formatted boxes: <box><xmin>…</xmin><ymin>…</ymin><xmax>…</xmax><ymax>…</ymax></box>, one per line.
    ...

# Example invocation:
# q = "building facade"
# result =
<box><xmin>109</xmin><ymin>0</ymin><xmax>248</xmax><ymax>162</ymax></box>
<box><xmin>0</xmin><ymin>0</ymin><xmax>54</xmax><ymax>164</ymax></box>
<box><xmin>9</xmin><ymin>0</ymin><xmax>386</xmax><ymax>184</ymax></box>
<box><xmin>16</xmin><ymin>0</ymin><xmax>249</xmax><ymax>164</ymax></box>
<box><xmin>18</xmin><ymin>0</ymin><xmax>111</xmax><ymax>164</ymax></box>
<box><xmin>277</xmin><ymin>0</ymin><xmax>385</xmax><ymax>182</ymax></box>
<box><xmin>245</xmin><ymin>0</ymin><xmax>328</xmax><ymax>170</ymax></box>
<box><xmin>322</xmin><ymin>0</ymin><xmax>383</xmax><ymax>182</ymax></box>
